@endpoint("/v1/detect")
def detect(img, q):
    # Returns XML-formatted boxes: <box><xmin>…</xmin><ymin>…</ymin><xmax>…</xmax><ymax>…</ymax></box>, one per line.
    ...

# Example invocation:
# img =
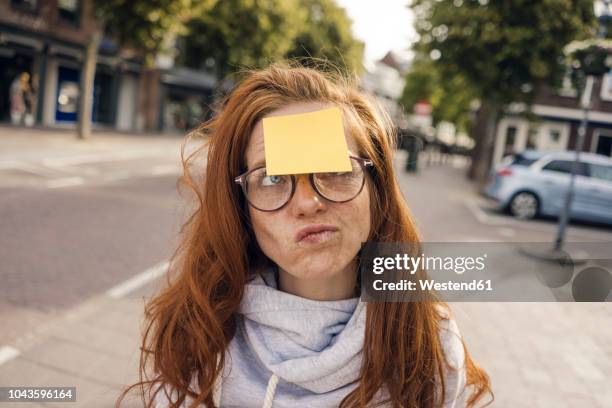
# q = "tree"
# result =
<box><xmin>285</xmin><ymin>0</ymin><xmax>364</xmax><ymax>75</ymax></box>
<box><xmin>180</xmin><ymin>0</ymin><xmax>364</xmax><ymax>81</ymax></box>
<box><xmin>77</xmin><ymin>0</ymin><xmax>213</xmax><ymax>139</ymax></box>
<box><xmin>400</xmin><ymin>54</ymin><xmax>476</xmax><ymax>131</ymax></box>
<box><xmin>411</xmin><ymin>0</ymin><xmax>597</xmax><ymax>182</ymax></box>
<box><xmin>179</xmin><ymin>0</ymin><xmax>305</xmax><ymax>81</ymax></box>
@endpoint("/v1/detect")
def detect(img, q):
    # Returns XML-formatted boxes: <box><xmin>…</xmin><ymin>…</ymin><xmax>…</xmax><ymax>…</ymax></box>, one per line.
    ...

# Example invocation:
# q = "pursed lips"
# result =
<box><xmin>295</xmin><ymin>224</ymin><xmax>340</xmax><ymax>243</ymax></box>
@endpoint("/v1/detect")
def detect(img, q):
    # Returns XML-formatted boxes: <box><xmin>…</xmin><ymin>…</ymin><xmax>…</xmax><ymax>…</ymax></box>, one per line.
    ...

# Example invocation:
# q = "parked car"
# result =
<box><xmin>484</xmin><ymin>150</ymin><xmax>612</xmax><ymax>224</ymax></box>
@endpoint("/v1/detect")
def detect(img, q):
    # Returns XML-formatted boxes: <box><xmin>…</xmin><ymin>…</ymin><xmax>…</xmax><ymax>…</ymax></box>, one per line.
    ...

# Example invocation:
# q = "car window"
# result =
<box><xmin>542</xmin><ymin>160</ymin><xmax>589</xmax><ymax>176</ymax></box>
<box><xmin>589</xmin><ymin>163</ymin><xmax>612</xmax><ymax>182</ymax></box>
<box><xmin>512</xmin><ymin>155</ymin><xmax>538</xmax><ymax>166</ymax></box>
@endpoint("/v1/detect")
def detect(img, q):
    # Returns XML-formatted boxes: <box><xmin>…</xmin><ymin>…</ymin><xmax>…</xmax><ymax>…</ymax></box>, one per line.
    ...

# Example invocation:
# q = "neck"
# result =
<box><xmin>277</xmin><ymin>261</ymin><xmax>358</xmax><ymax>301</ymax></box>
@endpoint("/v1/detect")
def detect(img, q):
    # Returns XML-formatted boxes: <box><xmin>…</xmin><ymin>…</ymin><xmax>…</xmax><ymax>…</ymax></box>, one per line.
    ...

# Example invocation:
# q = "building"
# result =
<box><xmin>0</xmin><ymin>0</ymin><xmax>216</xmax><ymax>132</ymax></box>
<box><xmin>360</xmin><ymin>51</ymin><xmax>409</xmax><ymax>128</ymax></box>
<box><xmin>492</xmin><ymin>74</ymin><xmax>612</xmax><ymax>166</ymax></box>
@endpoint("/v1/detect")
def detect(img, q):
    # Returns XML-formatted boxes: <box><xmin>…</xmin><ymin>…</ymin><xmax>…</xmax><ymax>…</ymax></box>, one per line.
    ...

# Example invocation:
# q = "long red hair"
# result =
<box><xmin>117</xmin><ymin>61</ymin><xmax>493</xmax><ymax>408</ymax></box>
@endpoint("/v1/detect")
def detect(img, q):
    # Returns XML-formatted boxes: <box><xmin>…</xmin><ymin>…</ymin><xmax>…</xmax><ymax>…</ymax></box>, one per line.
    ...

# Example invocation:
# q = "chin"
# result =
<box><xmin>292</xmin><ymin>259</ymin><xmax>347</xmax><ymax>280</ymax></box>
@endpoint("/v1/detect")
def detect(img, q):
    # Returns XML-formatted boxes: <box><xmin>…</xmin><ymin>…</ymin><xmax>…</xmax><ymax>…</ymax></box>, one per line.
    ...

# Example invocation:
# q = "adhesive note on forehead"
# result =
<box><xmin>263</xmin><ymin>107</ymin><xmax>352</xmax><ymax>176</ymax></box>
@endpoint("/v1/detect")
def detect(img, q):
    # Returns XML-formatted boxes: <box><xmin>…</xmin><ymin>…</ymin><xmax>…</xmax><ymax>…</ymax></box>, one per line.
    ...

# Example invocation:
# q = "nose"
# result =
<box><xmin>291</xmin><ymin>174</ymin><xmax>326</xmax><ymax>215</ymax></box>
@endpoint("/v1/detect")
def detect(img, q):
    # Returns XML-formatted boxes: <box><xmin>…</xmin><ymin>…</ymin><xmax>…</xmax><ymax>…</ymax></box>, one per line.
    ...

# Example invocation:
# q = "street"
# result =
<box><xmin>0</xmin><ymin>128</ymin><xmax>186</xmax><ymax>346</ymax></box>
<box><xmin>0</xmin><ymin>129</ymin><xmax>610</xmax><ymax>407</ymax></box>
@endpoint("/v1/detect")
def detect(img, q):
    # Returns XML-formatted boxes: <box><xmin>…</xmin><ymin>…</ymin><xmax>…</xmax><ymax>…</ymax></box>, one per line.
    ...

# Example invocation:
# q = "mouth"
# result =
<box><xmin>295</xmin><ymin>224</ymin><xmax>340</xmax><ymax>243</ymax></box>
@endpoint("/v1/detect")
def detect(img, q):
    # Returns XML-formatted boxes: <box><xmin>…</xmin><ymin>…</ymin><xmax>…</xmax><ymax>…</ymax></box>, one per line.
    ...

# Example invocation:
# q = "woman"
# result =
<box><xmin>119</xmin><ymin>62</ymin><xmax>492</xmax><ymax>408</ymax></box>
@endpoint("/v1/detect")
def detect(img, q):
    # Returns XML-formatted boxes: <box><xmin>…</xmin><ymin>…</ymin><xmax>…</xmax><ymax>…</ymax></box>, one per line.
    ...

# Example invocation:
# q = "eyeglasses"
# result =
<box><xmin>235</xmin><ymin>156</ymin><xmax>374</xmax><ymax>212</ymax></box>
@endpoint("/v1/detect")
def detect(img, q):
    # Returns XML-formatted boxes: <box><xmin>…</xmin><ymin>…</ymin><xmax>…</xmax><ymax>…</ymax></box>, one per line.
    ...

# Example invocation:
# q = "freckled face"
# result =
<box><xmin>244</xmin><ymin>102</ymin><xmax>372</xmax><ymax>280</ymax></box>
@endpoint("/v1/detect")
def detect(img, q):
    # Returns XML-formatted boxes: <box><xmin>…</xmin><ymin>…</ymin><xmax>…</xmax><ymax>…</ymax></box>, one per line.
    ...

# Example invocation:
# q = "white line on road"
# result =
<box><xmin>41</xmin><ymin>149</ymin><xmax>169</xmax><ymax>167</ymax></box>
<box><xmin>103</xmin><ymin>171</ymin><xmax>131</xmax><ymax>182</ymax></box>
<box><xmin>151</xmin><ymin>164</ymin><xmax>181</xmax><ymax>175</ymax></box>
<box><xmin>0</xmin><ymin>346</ymin><xmax>20</xmax><ymax>366</ymax></box>
<box><xmin>106</xmin><ymin>261</ymin><xmax>170</xmax><ymax>299</ymax></box>
<box><xmin>46</xmin><ymin>177</ymin><xmax>85</xmax><ymax>189</ymax></box>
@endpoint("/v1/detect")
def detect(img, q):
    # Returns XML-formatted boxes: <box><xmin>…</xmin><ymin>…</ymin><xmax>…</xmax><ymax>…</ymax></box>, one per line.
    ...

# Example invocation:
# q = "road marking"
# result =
<box><xmin>41</xmin><ymin>149</ymin><xmax>169</xmax><ymax>167</ymax></box>
<box><xmin>0</xmin><ymin>161</ymin><xmax>66</xmax><ymax>178</ymax></box>
<box><xmin>152</xmin><ymin>164</ymin><xmax>181</xmax><ymax>175</ymax></box>
<box><xmin>0</xmin><ymin>346</ymin><xmax>20</xmax><ymax>366</ymax></box>
<box><xmin>106</xmin><ymin>261</ymin><xmax>170</xmax><ymax>299</ymax></box>
<box><xmin>104</xmin><ymin>171</ymin><xmax>130</xmax><ymax>182</ymax></box>
<box><xmin>46</xmin><ymin>177</ymin><xmax>85</xmax><ymax>189</ymax></box>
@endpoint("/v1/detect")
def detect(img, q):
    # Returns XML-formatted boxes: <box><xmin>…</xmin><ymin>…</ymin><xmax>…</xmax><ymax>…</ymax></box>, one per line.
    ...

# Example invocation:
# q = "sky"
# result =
<box><xmin>335</xmin><ymin>0</ymin><xmax>416</xmax><ymax>66</ymax></box>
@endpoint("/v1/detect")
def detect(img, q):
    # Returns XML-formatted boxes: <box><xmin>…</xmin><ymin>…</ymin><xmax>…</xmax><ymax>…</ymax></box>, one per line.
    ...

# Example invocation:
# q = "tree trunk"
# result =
<box><xmin>77</xmin><ymin>28</ymin><xmax>103</xmax><ymax>140</ymax></box>
<box><xmin>467</xmin><ymin>100</ymin><xmax>500</xmax><ymax>186</ymax></box>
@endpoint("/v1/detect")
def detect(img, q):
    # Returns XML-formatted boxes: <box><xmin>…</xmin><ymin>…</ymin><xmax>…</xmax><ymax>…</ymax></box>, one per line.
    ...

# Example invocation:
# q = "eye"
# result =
<box><xmin>261</xmin><ymin>175</ymin><xmax>286</xmax><ymax>187</ymax></box>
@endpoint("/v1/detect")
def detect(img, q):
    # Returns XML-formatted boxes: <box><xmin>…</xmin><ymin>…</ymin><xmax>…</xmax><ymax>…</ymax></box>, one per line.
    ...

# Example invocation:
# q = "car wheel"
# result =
<box><xmin>509</xmin><ymin>192</ymin><xmax>538</xmax><ymax>220</ymax></box>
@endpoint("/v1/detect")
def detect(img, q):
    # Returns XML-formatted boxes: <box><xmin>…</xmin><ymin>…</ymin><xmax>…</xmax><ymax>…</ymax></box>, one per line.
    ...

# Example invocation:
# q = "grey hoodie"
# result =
<box><xmin>156</xmin><ymin>266</ymin><xmax>468</xmax><ymax>407</ymax></box>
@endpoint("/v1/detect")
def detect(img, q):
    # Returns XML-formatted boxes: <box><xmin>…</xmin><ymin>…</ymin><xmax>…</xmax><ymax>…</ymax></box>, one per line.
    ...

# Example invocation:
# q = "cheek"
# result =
<box><xmin>350</xmin><ymin>188</ymin><xmax>371</xmax><ymax>240</ymax></box>
<box><xmin>249</xmin><ymin>209</ymin><xmax>282</xmax><ymax>253</ymax></box>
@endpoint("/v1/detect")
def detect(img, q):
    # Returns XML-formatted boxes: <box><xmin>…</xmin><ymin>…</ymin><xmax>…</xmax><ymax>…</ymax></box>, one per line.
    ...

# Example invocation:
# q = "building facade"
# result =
<box><xmin>493</xmin><ymin>74</ymin><xmax>612</xmax><ymax>166</ymax></box>
<box><xmin>0</xmin><ymin>0</ymin><xmax>216</xmax><ymax>133</ymax></box>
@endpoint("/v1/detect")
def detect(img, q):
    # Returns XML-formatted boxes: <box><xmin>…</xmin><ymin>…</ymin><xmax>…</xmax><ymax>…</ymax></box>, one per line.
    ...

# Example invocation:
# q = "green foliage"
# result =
<box><xmin>179</xmin><ymin>0</ymin><xmax>364</xmax><ymax>79</ymax></box>
<box><xmin>285</xmin><ymin>0</ymin><xmax>364</xmax><ymax>75</ymax></box>
<box><xmin>411</xmin><ymin>0</ymin><xmax>597</xmax><ymax>105</ymax></box>
<box><xmin>179</xmin><ymin>0</ymin><xmax>304</xmax><ymax>79</ymax></box>
<box><xmin>400</xmin><ymin>55</ymin><xmax>477</xmax><ymax>131</ymax></box>
<box><xmin>93</xmin><ymin>0</ymin><xmax>215</xmax><ymax>65</ymax></box>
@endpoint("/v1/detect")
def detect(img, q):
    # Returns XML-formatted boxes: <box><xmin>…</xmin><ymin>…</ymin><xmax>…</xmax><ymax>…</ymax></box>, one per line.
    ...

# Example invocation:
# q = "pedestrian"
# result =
<box><xmin>24</xmin><ymin>73</ymin><xmax>38</xmax><ymax>127</ymax></box>
<box><xmin>119</xmin><ymin>62</ymin><xmax>492</xmax><ymax>408</ymax></box>
<box><xmin>9</xmin><ymin>72</ymin><xmax>29</xmax><ymax>125</ymax></box>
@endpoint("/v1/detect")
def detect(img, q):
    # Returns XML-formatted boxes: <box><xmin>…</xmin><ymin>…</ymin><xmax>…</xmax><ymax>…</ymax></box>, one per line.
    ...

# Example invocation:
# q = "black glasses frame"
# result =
<box><xmin>234</xmin><ymin>155</ymin><xmax>374</xmax><ymax>212</ymax></box>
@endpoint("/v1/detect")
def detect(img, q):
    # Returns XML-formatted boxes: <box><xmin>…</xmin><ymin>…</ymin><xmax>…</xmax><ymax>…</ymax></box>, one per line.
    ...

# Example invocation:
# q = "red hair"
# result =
<box><xmin>117</xmin><ymin>61</ymin><xmax>493</xmax><ymax>408</ymax></box>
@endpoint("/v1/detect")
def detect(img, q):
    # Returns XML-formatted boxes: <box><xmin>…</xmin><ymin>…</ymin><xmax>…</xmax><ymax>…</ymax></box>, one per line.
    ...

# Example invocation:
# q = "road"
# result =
<box><xmin>0</xmin><ymin>129</ymin><xmax>188</xmax><ymax>346</ymax></box>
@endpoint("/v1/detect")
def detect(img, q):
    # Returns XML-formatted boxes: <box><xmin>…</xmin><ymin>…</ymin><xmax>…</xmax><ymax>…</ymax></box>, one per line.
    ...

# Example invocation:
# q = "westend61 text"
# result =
<box><xmin>372</xmin><ymin>279</ymin><xmax>493</xmax><ymax>292</ymax></box>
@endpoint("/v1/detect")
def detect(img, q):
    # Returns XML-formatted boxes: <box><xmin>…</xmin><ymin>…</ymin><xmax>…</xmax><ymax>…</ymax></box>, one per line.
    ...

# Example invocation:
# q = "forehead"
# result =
<box><xmin>245</xmin><ymin>102</ymin><xmax>360</xmax><ymax>169</ymax></box>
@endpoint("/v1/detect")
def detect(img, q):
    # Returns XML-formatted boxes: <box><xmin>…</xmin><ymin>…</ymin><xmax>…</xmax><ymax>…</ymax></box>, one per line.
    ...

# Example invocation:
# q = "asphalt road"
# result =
<box><xmin>0</xmin><ymin>137</ymin><xmax>188</xmax><ymax>346</ymax></box>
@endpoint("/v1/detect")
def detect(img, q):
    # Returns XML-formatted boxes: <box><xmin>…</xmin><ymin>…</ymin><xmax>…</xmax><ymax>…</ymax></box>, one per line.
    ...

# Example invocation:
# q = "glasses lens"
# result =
<box><xmin>245</xmin><ymin>168</ymin><xmax>292</xmax><ymax>210</ymax></box>
<box><xmin>314</xmin><ymin>159</ymin><xmax>365</xmax><ymax>202</ymax></box>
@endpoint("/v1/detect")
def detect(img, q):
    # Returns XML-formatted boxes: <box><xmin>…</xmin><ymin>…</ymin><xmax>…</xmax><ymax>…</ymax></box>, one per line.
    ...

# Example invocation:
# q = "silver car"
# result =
<box><xmin>484</xmin><ymin>150</ymin><xmax>612</xmax><ymax>224</ymax></box>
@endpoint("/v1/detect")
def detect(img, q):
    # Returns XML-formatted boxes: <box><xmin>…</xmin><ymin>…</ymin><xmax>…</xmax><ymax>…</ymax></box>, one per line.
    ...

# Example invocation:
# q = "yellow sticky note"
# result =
<box><xmin>263</xmin><ymin>107</ymin><xmax>352</xmax><ymax>176</ymax></box>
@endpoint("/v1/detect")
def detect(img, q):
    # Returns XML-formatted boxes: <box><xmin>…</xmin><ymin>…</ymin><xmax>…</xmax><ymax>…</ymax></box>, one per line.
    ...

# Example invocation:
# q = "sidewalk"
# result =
<box><xmin>0</xmin><ymin>125</ymin><xmax>199</xmax><ymax>190</ymax></box>
<box><xmin>0</xmin><ymin>125</ymin><xmax>187</xmax><ymax>163</ymax></box>
<box><xmin>0</xmin><ymin>289</ymin><xmax>150</xmax><ymax>408</ymax></box>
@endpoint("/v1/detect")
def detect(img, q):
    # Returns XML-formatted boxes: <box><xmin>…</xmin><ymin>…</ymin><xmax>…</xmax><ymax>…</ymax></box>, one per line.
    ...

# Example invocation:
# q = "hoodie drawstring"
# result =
<box><xmin>262</xmin><ymin>374</ymin><xmax>279</xmax><ymax>408</ymax></box>
<box><xmin>212</xmin><ymin>370</ymin><xmax>278</xmax><ymax>408</ymax></box>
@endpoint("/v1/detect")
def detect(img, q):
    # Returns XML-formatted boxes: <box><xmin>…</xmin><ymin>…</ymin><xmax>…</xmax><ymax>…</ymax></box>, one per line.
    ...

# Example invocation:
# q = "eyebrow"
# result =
<box><xmin>250</xmin><ymin>159</ymin><xmax>266</xmax><ymax>169</ymax></box>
